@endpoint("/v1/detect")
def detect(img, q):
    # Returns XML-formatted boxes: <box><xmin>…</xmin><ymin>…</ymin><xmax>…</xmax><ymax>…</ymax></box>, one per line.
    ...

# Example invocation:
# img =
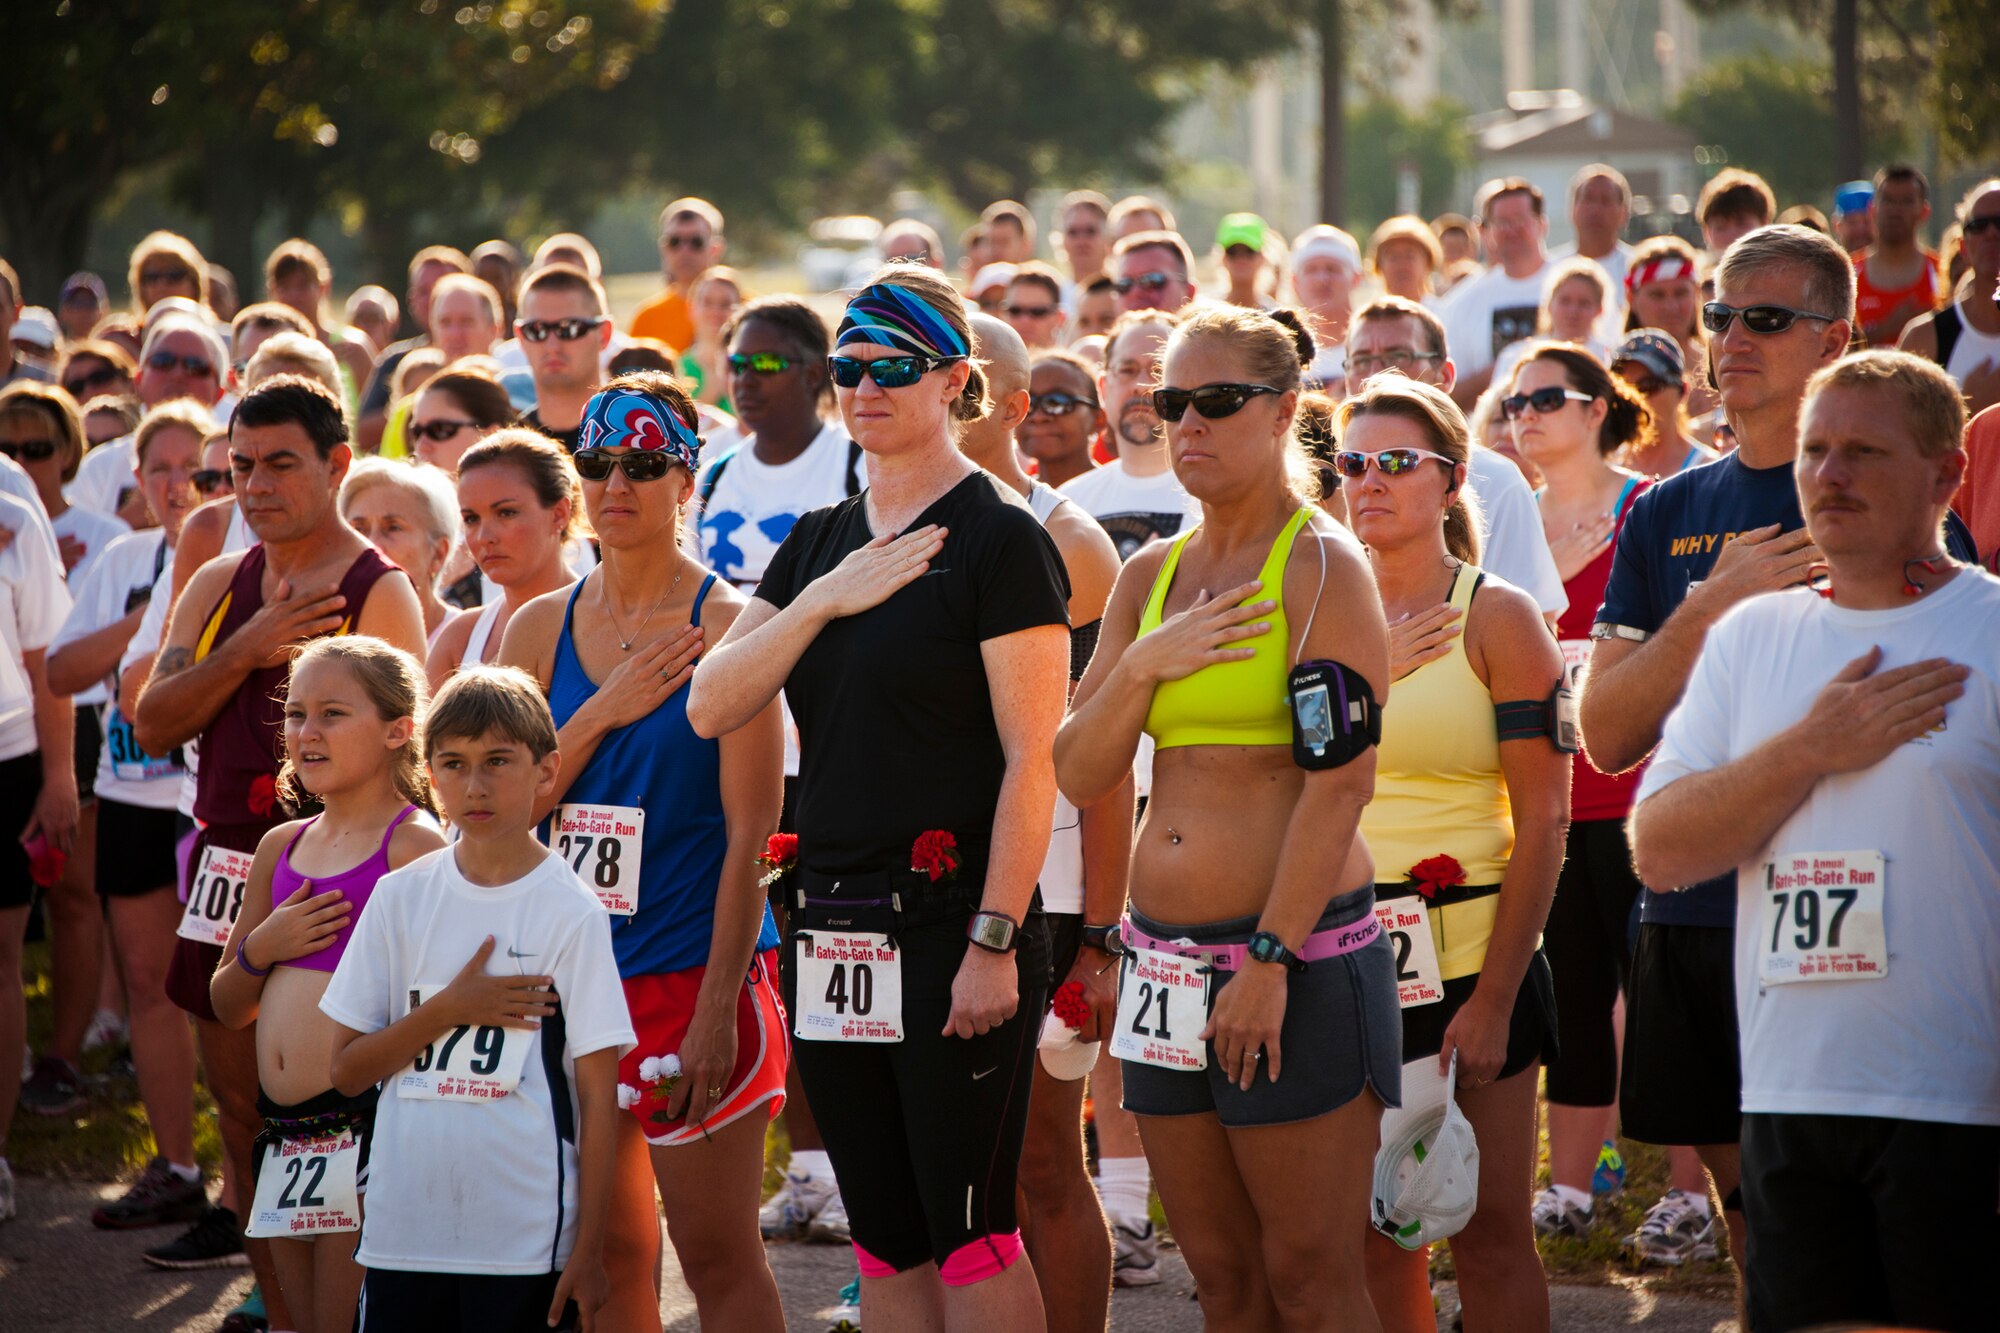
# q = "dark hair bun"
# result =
<box><xmin>1267</xmin><ymin>307</ymin><xmax>1318</xmax><ymax>368</ymax></box>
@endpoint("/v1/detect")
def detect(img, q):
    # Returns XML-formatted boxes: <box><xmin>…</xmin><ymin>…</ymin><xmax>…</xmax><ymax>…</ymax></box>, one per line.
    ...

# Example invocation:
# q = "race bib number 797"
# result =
<box><xmin>1759</xmin><ymin>850</ymin><xmax>1888</xmax><ymax>985</ymax></box>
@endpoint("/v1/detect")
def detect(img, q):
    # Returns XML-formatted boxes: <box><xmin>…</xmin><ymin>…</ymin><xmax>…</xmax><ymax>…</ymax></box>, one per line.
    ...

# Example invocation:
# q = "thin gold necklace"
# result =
<box><xmin>605</xmin><ymin>552</ymin><xmax>686</xmax><ymax>651</ymax></box>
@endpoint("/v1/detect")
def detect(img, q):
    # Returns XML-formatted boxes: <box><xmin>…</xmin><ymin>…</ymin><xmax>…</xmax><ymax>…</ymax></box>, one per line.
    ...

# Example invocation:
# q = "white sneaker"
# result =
<box><xmin>83</xmin><ymin>1010</ymin><xmax>128</xmax><ymax>1053</ymax></box>
<box><xmin>1624</xmin><ymin>1189</ymin><xmax>1718</xmax><ymax>1266</ymax></box>
<box><xmin>760</xmin><ymin>1170</ymin><xmax>838</xmax><ymax>1240</ymax></box>
<box><xmin>0</xmin><ymin>1158</ymin><xmax>16</xmax><ymax>1222</ymax></box>
<box><xmin>808</xmin><ymin>1188</ymin><xmax>852</xmax><ymax>1244</ymax></box>
<box><xmin>1531</xmin><ymin>1186</ymin><xmax>1594</xmax><ymax>1239</ymax></box>
<box><xmin>1111</xmin><ymin>1215</ymin><xmax>1161</xmax><ymax>1287</ymax></box>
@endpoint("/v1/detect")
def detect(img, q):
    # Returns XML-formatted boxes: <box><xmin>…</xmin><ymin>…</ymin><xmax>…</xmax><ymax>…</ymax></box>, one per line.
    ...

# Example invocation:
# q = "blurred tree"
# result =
<box><xmin>1341</xmin><ymin>98</ymin><xmax>1473</xmax><ymax>237</ymax></box>
<box><xmin>1930</xmin><ymin>0</ymin><xmax>2000</xmax><ymax>164</ymax></box>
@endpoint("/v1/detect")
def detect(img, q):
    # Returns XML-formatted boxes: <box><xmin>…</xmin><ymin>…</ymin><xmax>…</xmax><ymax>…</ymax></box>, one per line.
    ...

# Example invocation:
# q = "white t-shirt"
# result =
<box><xmin>53</xmin><ymin>505</ymin><xmax>132</xmax><ymax>598</ymax></box>
<box><xmin>695</xmin><ymin>423</ymin><xmax>855</xmax><ymax>591</ymax></box>
<box><xmin>0</xmin><ymin>492</ymin><xmax>74</xmax><ymax>761</ymax></box>
<box><xmin>1440</xmin><ymin>259</ymin><xmax>1555</xmax><ymax>379</ymax></box>
<box><xmin>67</xmin><ymin>433</ymin><xmax>138</xmax><ymax>516</ymax></box>
<box><xmin>1463</xmin><ymin>447</ymin><xmax>1566</xmax><ymax>618</ymax></box>
<box><xmin>319</xmin><ymin>846</ymin><xmax>636</xmax><ymax>1275</ymax></box>
<box><xmin>1306</xmin><ymin>341</ymin><xmax>1347</xmax><ymax>394</ymax></box>
<box><xmin>1057</xmin><ymin>460</ymin><xmax>1201</xmax><ymax>564</ymax></box>
<box><xmin>53</xmin><ymin>530</ymin><xmax>182</xmax><ymax>805</ymax></box>
<box><xmin>0</xmin><ymin>454</ymin><xmax>56</xmax><ymax>546</ymax></box>
<box><xmin>120</xmin><ymin>564</ymin><xmax>200</xmax><ymax>816</ymax></box>
<box><xmin>1638</xmin><ymin>574</ymin><xmax>2000</xmax><ymax>1128</ymax></box>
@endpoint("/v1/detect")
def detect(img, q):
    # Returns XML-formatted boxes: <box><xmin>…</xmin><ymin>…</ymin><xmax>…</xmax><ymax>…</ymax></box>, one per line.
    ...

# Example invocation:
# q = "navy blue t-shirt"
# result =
<box><xmin>1598</xmin><ymin>452</ymin><xmax>1978</xmax><ymax>927</ymax></box>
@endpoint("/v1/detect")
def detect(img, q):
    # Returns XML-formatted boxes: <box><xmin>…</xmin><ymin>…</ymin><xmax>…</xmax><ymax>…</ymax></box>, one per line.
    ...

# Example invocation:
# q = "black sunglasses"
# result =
<box><xmin>0</xmin><ymin>438</ymin><xmax>58</xmax><ymax>462</ymax></box>
<box><xmin>1961</xmin><ymin>216</ymin><xmax>2000</xmax><ymax>237</ymax></box>
<box><xmin>140</xmin><ymin>267</ymin><xmax>193</xmax><ymax>287</ymax></box>
<box><xmin>410</xmin><ymin>419</ymin><xmax>480</xmax><ymax>443</ymax></box>
<box><xmin>827</xmin><ymin>354</ymin><xmax>962</xmax><ymax>390</ymax></box>
<box><xmin>1151</xmin><ymin>383</ymin><xmax>1281</xmax><ymax>423</ymax></box>
<box><xmin>664</xmin><ymin>235</ymin><xmax>709</xmax><ymax>250</ymax></box>
<box><xmin>1006</xmin><ymin>304</ymin><xmax>1058</xmax><ymax>320</ymax></box>
<box><xmin>572</xmin><ymin>448</ymin><xmax>677</xmax><ymax>483</ymax></box>
<box><xmin>146</xmin><ymin>350</ymin><xmax>216</xmax><ymax>378</ymax></box>
<box><xmin>1700</xmin><ymin>302</ymin><xmax>1838</xmax><ymax>335</ymax></box>
<box><xmin>728</xmin><ymin>352</ymin><xmax>795</xmax><ymax>375</ymax></box>
<box><xmin>1028</xmin><ymin>392</ymin><xmax>1097</xmax><ymax>418</ymax></box>
<box><xmin>1112</xmin><ymin>272</ymin><xmax>1176</xmax><ymax>296</ymax></box>
<box><xmin>518</xmin><ymin>317</ymin><xmax>605</xmax><ymax>343</ymax></box>
<box><xmin>1500</xmin><ymin>386</ymin><xmax>1595</xmax><ymax>420</ymax></box>
<box><xmin>63</xmin><ymin>366</ymin><xmax>124</xmax><ymax>397</ymax></box>
<box><xmin>192</xmin><ymin>468</ymin><xmax>230</xmax><ymax>494</ymax></box>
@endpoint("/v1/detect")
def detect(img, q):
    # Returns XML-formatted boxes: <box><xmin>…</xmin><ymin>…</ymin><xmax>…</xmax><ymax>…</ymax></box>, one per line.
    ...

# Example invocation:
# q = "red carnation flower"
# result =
<box><xmin>756</xmin><ymin>832</ymin><xmax>799</xmax><ymax>887</ymax></box>
<box><xmin>910</xmin><ymin>829</ymin><xmax>960</xmax><ymax>884</ymax></box>
<box><xmin>248</xmin><ymin>772</ymin><xmax>278</xmax><ymax>818</ymax></box>
<box><xmin>1408</xmin><ymin>853</ymin><xmax>1467</xmax><ymax>900</ymax></box>
<box><xmin>1051</xmin><ymin>981</ymin><xmax>1090</xmax><ymax>1031</ymax></box>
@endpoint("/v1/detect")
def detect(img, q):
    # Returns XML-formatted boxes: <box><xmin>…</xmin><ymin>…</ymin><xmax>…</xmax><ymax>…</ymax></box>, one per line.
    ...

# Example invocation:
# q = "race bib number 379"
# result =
<box><xmin>1759</xmin><ymin>850</ymin><xmax>1888</xmax><ymax>985</ymax></box>
<box><xmin>396</xmin><ymin>983</ymin><xmax>534</xmax><ymax>1101</ymax></box>
<box><xmin>553</xmin><ymin>803</ymin><xmax>643</xmax><ymax>915</ymax></box>
<box><xmin>176</xmin><ymin>845</ymin><xmax>254</xmax><ymax>946</ymax></box>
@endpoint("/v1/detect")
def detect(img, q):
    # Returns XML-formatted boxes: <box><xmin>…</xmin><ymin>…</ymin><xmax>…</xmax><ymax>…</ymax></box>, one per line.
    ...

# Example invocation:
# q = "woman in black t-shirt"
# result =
<box><xmin>688</xmin><ymin>265</ymin><xmax>1070</xmax><ymax>1328</ymax></box>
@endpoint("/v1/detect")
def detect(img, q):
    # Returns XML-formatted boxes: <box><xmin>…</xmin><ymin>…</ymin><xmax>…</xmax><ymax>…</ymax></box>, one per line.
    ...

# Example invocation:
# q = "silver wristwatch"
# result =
<box><xmin>966</xmin><ymin>911</ymin><xmax>1020</xmax><ymax>954</ymax></box>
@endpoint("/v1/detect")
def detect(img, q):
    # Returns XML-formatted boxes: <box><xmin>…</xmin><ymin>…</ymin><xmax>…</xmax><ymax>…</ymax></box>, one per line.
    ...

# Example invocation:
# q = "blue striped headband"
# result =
<box><xmin>835</xmin><ymin>283</ymin><xmax>969</xmax><ymax>360</ymax></box>
<box><xmin>575</xmin><ymin>387</ymin><xmax>702</xmax><ymax>472</ymax></box>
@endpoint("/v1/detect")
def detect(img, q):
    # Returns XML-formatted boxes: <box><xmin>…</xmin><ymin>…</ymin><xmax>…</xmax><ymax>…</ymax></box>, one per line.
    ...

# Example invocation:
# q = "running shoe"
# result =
<box><xmin>82</xmin><ymin>1009</ymin><xmax>128</xmax><ymax>1053</ymax></box>
<box><xmin>809</xmin><ymin>1189</ymin><xmax>852</xmax><ymax>1244</ymax></box>
<box><xmin>218</xmin><ymin>1284</ymin><xmax>268</xmax><ymax>1333</ymax></box>
<box><xmin>19</xmin><ymin>1055</ymin><xmax>86</xmax><ymax>1117</ymax></box>
<box><xmin>92</xmin><ymin>1156</ymin><xmax>209</xmax><ymax>1230</ymax></box>
<box><xmin>142</xmin><ymin>1204</ymin><xmax>250</xmax><ymax>1269</ymax></box>
<box><xmin>1530</xmin><ymin>1186</ymin><xmax>1594</xmax><ymax>1239</ymax></box>
<box><xmin>1624</xmin><ymin>1189</ymin><xmax>1719</xmax><ymax>1267</ymax></box>
<box><xmin>759</xmin><ymin>1170</ymin><xmax>838</xmax><ymax>1240</ymax></box>
<box><xmin>0</xmin><ymin>1158</ymin><xmax>15</xmax><ymax>1222</ymax></box>
<box><xmin>1111</xmin><ymin>1217</ymin><xmax>1162</xmax><ymax>1287</ymax></box>
<box><xmin>1592</xmin><ymin>1140</ymin><xmax>1627</xmax><ymax>1196</ymax></box>
<box><xmin>826</xmin><ymin>1275</ymin><xmax>862</xmax><ymax>1332</ymax></box>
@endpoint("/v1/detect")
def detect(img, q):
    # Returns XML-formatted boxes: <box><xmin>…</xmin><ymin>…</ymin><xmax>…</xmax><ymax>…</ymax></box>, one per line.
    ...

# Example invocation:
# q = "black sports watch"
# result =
<box><xmin>1079</xmin><ymin>922</ymin><xmax>1128</xmax><ymax>958</ymax></box>
<box><xmin>967</xmin><ymin>911</ymin><xmax>1020</xmax><ymax>954</ymax></box>
<box><xmin>1246</xmin><ymin>931</ymin><xmax>1307</xmax><ymax>974</ymax></box>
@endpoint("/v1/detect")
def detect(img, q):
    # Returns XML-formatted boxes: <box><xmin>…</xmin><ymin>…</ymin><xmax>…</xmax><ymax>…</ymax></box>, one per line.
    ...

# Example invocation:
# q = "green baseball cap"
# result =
<box><xmin>1216</xmin><ymin>212</ymin><xmax>1270</xmax><ymax>253</ymax></box>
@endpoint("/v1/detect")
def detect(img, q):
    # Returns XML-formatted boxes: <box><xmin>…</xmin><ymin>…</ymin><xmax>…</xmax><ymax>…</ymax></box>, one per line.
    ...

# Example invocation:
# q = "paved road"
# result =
<box><xmin>3</xmin><ymin>1179</ymin><xmax>1739</xmax><ymax>1331</ymax></box>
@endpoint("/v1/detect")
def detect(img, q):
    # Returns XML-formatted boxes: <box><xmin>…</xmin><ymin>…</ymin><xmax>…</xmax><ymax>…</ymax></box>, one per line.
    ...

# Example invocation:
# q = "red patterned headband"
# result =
<box><xmin>1627</xmin><ymin>253</ymin><xmax>1696</xmax><ymax>294</ymax></box>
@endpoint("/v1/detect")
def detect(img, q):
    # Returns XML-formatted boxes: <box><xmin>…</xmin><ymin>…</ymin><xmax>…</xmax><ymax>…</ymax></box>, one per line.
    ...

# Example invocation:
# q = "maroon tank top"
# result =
<box><xmin>190</xmin><ymin>543</ymin><xmax>403</xmax><ymax>829</ymax></box>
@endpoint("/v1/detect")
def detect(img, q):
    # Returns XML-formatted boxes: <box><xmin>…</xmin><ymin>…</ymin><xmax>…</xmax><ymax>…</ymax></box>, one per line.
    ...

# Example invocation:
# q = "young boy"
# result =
<box><xmin>322</xmin><ymin>667</ymin><xmax>634</xmax><ymax>1332</ymax></box>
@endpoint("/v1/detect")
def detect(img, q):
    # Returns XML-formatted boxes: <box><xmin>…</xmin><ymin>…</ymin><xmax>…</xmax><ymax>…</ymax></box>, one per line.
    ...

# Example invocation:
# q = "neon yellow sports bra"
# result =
<box><xmin>1138</xmin><ymin>507</ymin><xmax>1314</xmax><ymax>749</ymax></box>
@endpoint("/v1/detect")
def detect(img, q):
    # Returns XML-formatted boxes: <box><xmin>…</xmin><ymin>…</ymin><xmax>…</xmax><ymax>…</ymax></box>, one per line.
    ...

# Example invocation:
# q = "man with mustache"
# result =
<box><xmin>1582</xmin><ymin>225</ymin><xmax>1976</xmax><ymax>1279</ymax></box>
<box><xmin>1057</xmin><ymin>308</ymin><xmax>1195</xmax><ymax>562</ymax></box>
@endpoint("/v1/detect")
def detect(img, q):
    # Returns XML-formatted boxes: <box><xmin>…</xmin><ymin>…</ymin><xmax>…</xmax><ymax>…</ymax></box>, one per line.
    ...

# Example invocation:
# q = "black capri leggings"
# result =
<box><xmin>1542</xmin><ymin>818</ymin><xmax>1644</xmax><ymax>1107</ymax></box>
<box><xmin>783</xmin><ymin>876</ymin><xmax>1050</xmax><ymax>1284</ymax></box>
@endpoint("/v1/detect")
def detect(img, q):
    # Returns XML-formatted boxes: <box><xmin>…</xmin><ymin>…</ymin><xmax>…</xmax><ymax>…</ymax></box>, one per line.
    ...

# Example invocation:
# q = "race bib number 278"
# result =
<box><xmin>553</xmin><ymin>803</ymin><xmax>643</xmax><ymax>915</ymax></box>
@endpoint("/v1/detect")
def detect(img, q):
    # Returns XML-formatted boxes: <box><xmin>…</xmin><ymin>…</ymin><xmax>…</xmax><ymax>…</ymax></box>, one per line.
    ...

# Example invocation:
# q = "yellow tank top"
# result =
<box><xmin>1359</xmin><ymin>563</ymin><xmax>1514</xmax><ymax>980</ymax></box>
<box><xmin>1138</xmin><ymin>507</ymin><xmax>1313</xmax><ymax>749</ymax></box>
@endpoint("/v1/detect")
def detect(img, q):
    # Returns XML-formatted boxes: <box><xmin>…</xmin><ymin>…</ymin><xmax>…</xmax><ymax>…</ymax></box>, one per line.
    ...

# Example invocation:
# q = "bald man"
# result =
<box><xmin>962</xmin><ymin>314</ymin><xmax>1129</xmax><ymax>1330</ymax></box>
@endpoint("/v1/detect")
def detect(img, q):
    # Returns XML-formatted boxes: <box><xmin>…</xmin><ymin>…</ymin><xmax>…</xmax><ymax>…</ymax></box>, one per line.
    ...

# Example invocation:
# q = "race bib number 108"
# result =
<box><xmin>176</xmin><ymin>845</ymin><xmax>254</xmax><ymax>946</ymax></box>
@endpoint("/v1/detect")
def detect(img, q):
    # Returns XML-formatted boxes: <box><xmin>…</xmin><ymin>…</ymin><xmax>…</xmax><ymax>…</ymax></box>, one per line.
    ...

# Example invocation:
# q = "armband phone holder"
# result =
<box><xmin>1287</xmin><ymin>660</ymin><xmax>1382</xmax><ymax>771</ymax></box>
<box><xmin>1494</xmin><ymin>683</ymin><xmax>1578</xmax><ymax>754</ymax></box>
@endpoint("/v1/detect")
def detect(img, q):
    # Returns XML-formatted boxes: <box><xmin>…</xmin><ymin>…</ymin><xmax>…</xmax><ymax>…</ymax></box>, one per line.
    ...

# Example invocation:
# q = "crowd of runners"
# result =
<box><xmin>0</xmin><ymin>159</ymin><xmax>1995</xmax><ymax>1333</ymax></box>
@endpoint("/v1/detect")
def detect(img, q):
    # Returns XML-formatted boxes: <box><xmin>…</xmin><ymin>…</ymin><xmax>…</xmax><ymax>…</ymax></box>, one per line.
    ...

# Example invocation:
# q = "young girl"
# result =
<box><xmin>211</xmin><ymin>637</ymin><xmax>445</xmax><ymax>1333</ymax></box>
<box><xmin>680</xmin><ymin>268</ymin><xmax>745</xmax><ymax>411</ymax></box>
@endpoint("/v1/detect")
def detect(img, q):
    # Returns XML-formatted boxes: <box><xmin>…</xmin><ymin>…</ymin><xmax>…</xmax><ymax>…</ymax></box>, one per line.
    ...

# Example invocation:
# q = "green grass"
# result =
<box><xmin>12</xmin><ymin>942</ymin><xmax>225</xmax><ymax>1184</ymax></box>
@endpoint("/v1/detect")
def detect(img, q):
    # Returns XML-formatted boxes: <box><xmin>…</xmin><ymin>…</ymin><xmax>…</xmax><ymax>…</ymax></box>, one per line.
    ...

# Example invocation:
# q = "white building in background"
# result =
<box><xmin>1466</xmin><ymin>90</ymin><xmax>1699</xmax><ymax>246</ymax></box>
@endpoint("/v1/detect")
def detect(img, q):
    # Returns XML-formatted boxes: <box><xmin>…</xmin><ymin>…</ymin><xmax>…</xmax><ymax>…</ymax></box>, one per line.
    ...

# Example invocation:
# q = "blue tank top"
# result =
<box><xmin>544</xmin><ymin>572</ymin><xmax>779</xmax><ymax>976</ymax></box>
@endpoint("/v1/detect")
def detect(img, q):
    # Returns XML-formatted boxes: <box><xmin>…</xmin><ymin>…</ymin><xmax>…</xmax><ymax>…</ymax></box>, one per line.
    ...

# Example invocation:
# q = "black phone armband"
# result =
<box><xmin>1494</xmin><ymin>683</ymin><xmax>1578</xmax><ymax>753</ymax></box>
<box><xmin>1288</xmin><ymin>660</ymin><xmax>1382</xmax><ymax>770</ymax></box>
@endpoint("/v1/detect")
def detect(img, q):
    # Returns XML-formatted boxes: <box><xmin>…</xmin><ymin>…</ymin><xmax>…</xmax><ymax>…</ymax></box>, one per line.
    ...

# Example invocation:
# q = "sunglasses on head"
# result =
<box><xmin>827</xmin><ymin>354</ymin><xmax>962</xmax><ymax>390</ymax></box>
<box><xmin>64</xmin><ymin>366</ymin><xmax>124</xmax><ymax>397</ymax></box>
<box><xmin>1150</xmin><ymin>383</ymin><xmax>1281</xmax><ymax>423</ymax></box>
<box><xmin>0</xmin><ymin>438</ymin><xmax>58</xmax><ymax>463</ymax></box>
<box><xmin>1961</xmin><ymin>216</ymin><xmax>2000</xmax><ymax>238</ymax></box>
<box><xmin>1112</xmin><ymin>272</ymin><xmax>1176</xmax><ymax>296</ymax></box>
<box><xmin>1005</xmin><ymin>304</ymin><xmax>1057</xmax><ymax>320</ymax></box>
<box><xmin>1500</xmin><ymin>386</ymin><xmax>1595</xmax><ymax>420</ymax></box>
<box><xmin>1028</xmin><ymin>392</ymin><xmax>1097</xmax><ymax>418</ymax></box>
<box><xmin>518</xmin><ymin>317</ymin><xmax>605</xmax><ymax>343</ymax></box>
<box><xmin>192</xmin><ymin>468</ymin><xmax>230</xmax><ymax>495</ymax></box>
<box><xmin>727</xmin><ymin>352</ymin><xmax>795</xmax><ymax>375</ymax></box>
<box><xmin>1700</xmin><ymin>302</ymin><xmax>1838</xmax><ymax>335</ymax></box>
<box><xmin>146</xmin><ymin>350</ymin><xmax>215</xmax><ymax>378</ymax></box>
<box><xmin>572</xmin><ymin>448</ymin><xmax>677</xmax><ymax>483</ymax></box>
<box><xmin>410</xmin><ymin>418</ymin><xmax>478</xmax><ymax>443</ymax></box>
<box><xmin>1332</xmin><ymin>447</ymin><xmax>1455</xmax><ymax>478</ymax></box>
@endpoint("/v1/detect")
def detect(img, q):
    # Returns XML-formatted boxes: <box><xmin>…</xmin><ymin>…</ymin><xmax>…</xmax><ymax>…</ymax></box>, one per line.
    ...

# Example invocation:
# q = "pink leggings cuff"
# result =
<box><xmin>939</xmin><ymin>1232</ymin><xmax>1024</xmax><ymax>1287</ymax></box>
<box><xmin>853</xmin><ymin>1244</ymin><xmax>897</xmax><ymax>1280</ymax></box>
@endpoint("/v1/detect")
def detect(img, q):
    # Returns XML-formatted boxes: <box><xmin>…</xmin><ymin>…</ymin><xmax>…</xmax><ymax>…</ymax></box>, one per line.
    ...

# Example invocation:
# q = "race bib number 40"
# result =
<box><xmin>554</xmin><ymin>803</ymin><xmax>643</xmax><ymax>915</ymax></box>
<box><xmin>395</xmin><ymin>983</ymin><xmax>534</xmax><ymax>1101</ymax></box>
<box><xmin>1110</xmin><ymin>949</ymin><xmax>1212</xmax><ymax>1071</ymax></box>
<box><xmin>1760</xmin><ymin>851</ymin><xmax>1887</xmax><ymax>985</ymax></box>
<box><xmin>794</xmin><ymin>932</ymin><xmax>904</xmax><ymax>1043</ymax></box>
<box><xmin>245</xmin><ymin>1130</ymin><xmax>361</xmax><ymax>1238</ymax></box>
<box><xmin>1374</xmin><ymin>899</ymin><xmax>1445</xmax><ymax>1008</ymax></box>
<box><xmin>176</xmin><ymin>845</ymin><xmax>254</xmax><ymax>946</ymax></box>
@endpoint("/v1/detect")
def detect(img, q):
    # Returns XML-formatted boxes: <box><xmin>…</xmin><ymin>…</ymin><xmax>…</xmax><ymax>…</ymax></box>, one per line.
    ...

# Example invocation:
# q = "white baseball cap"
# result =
<box><xmin>1036</xmin><ymin>1011</ymin><xmax>1102</xmax><ymax>1081</ymax></box>
<box><xmin>1291</xmin><ymin>225</ymin><xmax>1362</xmax><ymax>275</ymax></box>
<box><xmin>1372</xmin><ymin>1052</ymin><xmax>1480</xmax><ymax>1250</ymax></box>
